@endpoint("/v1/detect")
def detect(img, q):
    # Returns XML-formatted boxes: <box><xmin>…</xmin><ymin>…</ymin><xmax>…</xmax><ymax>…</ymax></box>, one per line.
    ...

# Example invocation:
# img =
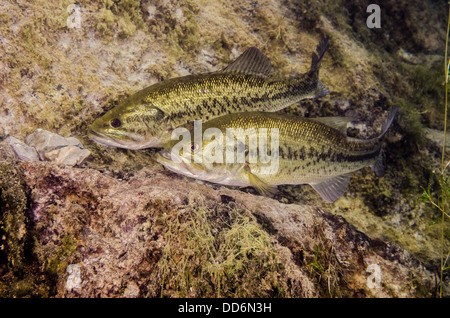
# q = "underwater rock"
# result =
<box><xmin>3</xmin><ymin>135</ymin><xmax>39</xmax><ymax>162</ymax></box>
<box><xmin>44</xmin><ymin>145</ymin><xmax>91</xmax><ymax>166</ymax></box>
<box><xmin>397</xmin><ymin>48</ymin><xmax>421</xmax><ymax>65</ymax></box>
<box><xmin>122</xmin><ymin>282</ymin><xmax>140</xmax><ymax>298</ymax></box>
<box><xmin>4</xmin><ymin>159</ymin><xmax>433</xmax><ymax>297</ymax></box>
<box><xmin>424</xmin><ymin>128</ymin><xmax>450</xmax><ymax>150</ymax></box>
<box><xmin>25</xmin><ymin>129</ymin><xmax>81</xmax><ymax>159</ymax></box>
<box><xmin>25</xmin><ymin>129</ymin><xmax>90</xmax><ymax>166</ymax></box>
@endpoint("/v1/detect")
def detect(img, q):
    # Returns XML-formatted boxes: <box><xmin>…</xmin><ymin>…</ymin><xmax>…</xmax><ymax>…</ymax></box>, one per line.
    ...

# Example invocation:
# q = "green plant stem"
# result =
<box><xmin>439</xmin><ymin>3</ymin><xmax>450</xmax><ymax>298</ymax></box>
<box><xmin>444</xmin><ymin>7</ymin><xmax>450</xmax><ymax>172</ymax></box>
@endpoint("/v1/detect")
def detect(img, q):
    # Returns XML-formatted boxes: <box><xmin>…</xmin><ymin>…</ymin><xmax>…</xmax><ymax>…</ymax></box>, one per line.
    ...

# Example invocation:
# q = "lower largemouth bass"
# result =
<box><xmin>156</xmin><ymin>108</ymin><xmax>398</xmax><ymax>202</ymax></box>
<box><xmin>88</xmin><ymin>37</ymin><xmax>330</xmax><ymax>149</ymax></box>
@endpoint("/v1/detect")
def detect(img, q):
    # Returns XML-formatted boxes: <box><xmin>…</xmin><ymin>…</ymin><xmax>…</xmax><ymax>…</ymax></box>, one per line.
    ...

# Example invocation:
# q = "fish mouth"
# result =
<box><xmin>88</xmin><ymin>129</ymin><xmax>105</xmax><ymax>140</ymax></box>
<box><xmin>156</xmin><ymin>151</ymin><xmax>202</xmax><ymax>178</ymax></box>
<box><xmin>156</xmin><ymin>151</ymin><xmax>182</xmax><ymax>169</ymax></box>
<box><xmin>88</xmin><ymin>129</ymin><xmax>161</xmax><ymax>150</ymax></box>
<box><xmin>156</xmin><ymin>151</ymin><xmax>245</xmax><ymax>186</ymax></box>
<box><xmin>88</xmin><ymin>129</ymin><xmax>127</xmax><ymax>148</ymax></box>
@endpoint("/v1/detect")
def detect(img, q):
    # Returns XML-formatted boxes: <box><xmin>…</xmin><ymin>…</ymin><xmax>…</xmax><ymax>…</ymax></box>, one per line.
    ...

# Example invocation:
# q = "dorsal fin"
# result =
<box><xmin>222</xmin><ymin>47</ymin><xmax>272</xmax><ymax>77</ymax></box>
<box><xmin>310</xmin><ymin>116</ymin><xmax>355</xmax><ymax>134</ymax></box>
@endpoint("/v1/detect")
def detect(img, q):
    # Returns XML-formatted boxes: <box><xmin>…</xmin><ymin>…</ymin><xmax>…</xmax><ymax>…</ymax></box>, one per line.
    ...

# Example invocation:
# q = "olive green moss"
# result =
<box><xmin>95</xmin><ymin>0</ymin><xmax>145</xmax><ymax>38</ymax></box>
<box><xmin>0</xmin><ymin>149</ymin><xmax>52</xmax><ymax>297</ymax></box>
<box><xmin>0</xmin><ymin>160</ymin><xmax>28</xmax><ymax>272</ymax></box>
<box><xmin>42</xmin><ymin>235</ymin><xmax>78</xmax><ymax>282</ymax></box>
<box><xmin>306</xmin><ymin>240</ymin><xmax>344</xmax><ymax>298</ymax></box>
<box><xmin>146</xmin><ymin>198</ymin><xmax>288</xmax><ymax>297</ymax></box>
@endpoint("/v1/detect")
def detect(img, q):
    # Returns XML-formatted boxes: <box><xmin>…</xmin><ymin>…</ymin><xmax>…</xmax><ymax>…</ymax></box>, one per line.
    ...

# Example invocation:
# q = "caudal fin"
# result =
<box><xmin>309</xmin><ymin>36</ymin><xmax>330</xmax><ymax>99</ymax></box>
<box><xmin>316</xmin><ymin>80</ymin><xmax>330</xmax><ymax>98</ymax></box>
<box><xmin>371</xmin><ymin>107</ymin><xmax>399</xmax><ymax>177</ymax></box>
<box><xmin>378</xmin><ymin>107</ymin><xmax>399</xmax><ymax>139</ymax></box>
<box><xmin>310</xmin><ymin>35</ymin><xmax>330</xmax><ymax>73</ymax></box>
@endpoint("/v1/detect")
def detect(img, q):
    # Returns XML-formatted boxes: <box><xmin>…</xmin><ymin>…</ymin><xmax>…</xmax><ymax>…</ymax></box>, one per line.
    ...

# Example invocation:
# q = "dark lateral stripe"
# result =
<box><xmin>279</xmin><ymin>146</ymin><xmax>379</xmax><ymax>164</ymax></box>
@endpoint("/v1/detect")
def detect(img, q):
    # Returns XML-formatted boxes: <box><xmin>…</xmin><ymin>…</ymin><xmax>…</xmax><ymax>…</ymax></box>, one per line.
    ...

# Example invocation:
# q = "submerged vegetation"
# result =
<box><xmin>149</xmin><ymin>198</ymin><xmax>287</xmax><ymax>297</ymax></box>
<box><xmin>421</xmin><ymin>4</ymin><xmax>450</xmax><ymax>297</ymax></box>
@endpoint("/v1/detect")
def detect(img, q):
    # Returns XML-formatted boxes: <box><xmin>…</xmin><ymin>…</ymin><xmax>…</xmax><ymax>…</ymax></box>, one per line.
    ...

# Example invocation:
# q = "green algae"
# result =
<box><xmin>0</xmin><ymin>160</ymin><xmax>28</xmax><ymax>272</ymax></box>
<box><xmin>42</xmin><ymin>235</ymin><xmax>78</xmax><ymax>280</ymax></box>
<box><xmin>148</xmin><ymin>198</ymin><xmax>288</xmax><ymax>297</ymax></box>
<box><xmin>306</xmin><ymin>241</ymin><xmax>343</xmax><ymax>298</ymax></box>
<box><xmin>0</xmin><ymin>147</ymin><xmax>53</xmax><ymax>297</ymax></box>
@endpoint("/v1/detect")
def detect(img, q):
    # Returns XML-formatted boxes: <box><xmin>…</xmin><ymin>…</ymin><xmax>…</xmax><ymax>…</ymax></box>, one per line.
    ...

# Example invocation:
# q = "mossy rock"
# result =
<box><xmin>0</xmin><ymin>145</ymin><xmax>29</xmax><ymax>273</ymax></box>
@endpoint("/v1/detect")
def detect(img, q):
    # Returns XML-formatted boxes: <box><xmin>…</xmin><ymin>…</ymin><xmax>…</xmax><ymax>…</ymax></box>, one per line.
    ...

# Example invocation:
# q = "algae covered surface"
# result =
<box><xmin>0</xmin><ymin>0</ymin><xmax>449</xmax><ymax>297</ymax></box>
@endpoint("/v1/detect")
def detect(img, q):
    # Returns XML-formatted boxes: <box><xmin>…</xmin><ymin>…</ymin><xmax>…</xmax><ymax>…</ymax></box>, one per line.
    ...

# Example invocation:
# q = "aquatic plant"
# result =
<box><xmin>421</xmin><ymin>3</ymin><xmax>450</xmax><ymax>298</ymax></box>
<box><xmin>152</xmin><ymin>198</ymin><xmax>287</xmax><ymax>297</ymax></box>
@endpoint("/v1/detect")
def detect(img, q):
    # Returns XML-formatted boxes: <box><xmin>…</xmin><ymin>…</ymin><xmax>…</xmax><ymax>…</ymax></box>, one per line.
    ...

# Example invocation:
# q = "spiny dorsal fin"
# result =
<box><xmin>310</xmin><ymin>173</ymin><xmax>351</xmax><ymax>203</ymax></box>
<box><xmin>310</xmin><ymin>35</ymin><xmax>330</xmax><ymax>73</ymax></box>
<box><xmin>222</xmin><ymin>47</ymin><xmax>272</xmax><ymax>77</ymax></box>
<box><xmin>310</xmin><ymin>116</ymin><xmax>355</xmax><ymax>134</ymax></box>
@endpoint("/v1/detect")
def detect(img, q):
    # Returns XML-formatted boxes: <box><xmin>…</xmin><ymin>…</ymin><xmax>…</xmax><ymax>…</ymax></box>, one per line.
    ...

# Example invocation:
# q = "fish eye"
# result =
<box><xmin>110</xmin><ymin>118</ymin><xmax>122</xmax><ymax>128</ymax></box>
<box><xmin>190</xmin><ymin>143</ymin><xmax>199</xmax><ymax>152</ymax></box>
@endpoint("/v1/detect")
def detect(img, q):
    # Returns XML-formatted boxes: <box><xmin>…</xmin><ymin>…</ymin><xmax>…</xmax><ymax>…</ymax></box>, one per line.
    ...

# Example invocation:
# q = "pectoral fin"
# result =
<box><xmin>310</xmin><ymin>173</ymin><xmax>351</xmax><ymax>203</ymax></box>
<box><xmin>245</xmin><ymin>168</ymin><xmax>277</xmax><ymax>196</ymax></box>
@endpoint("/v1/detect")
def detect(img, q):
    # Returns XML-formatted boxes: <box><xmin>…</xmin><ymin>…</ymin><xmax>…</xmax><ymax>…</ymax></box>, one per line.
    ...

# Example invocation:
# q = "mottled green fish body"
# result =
<box><xmin>88</xmin><ymin>37</ymin><xmax>330</xmax><ymax>149</ymax></box>
<box><xmin>157</xmin><ymin>108</ymin><xmax>398</xmax><ymax>202</ymax></box>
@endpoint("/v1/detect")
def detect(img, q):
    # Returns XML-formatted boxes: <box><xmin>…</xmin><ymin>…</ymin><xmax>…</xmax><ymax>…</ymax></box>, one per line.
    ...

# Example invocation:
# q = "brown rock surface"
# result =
<box><xmin>0</xmin><ymin>143</ymin><xmax>434</xmax><ymax>297</ymax></box>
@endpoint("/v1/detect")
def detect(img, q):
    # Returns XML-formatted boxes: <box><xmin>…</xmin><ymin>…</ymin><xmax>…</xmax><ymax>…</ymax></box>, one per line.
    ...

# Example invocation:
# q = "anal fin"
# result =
<box><xmin>310</xmin><ymin>173</ymin><xmax>351</xmax><ymax>203</ymax></box>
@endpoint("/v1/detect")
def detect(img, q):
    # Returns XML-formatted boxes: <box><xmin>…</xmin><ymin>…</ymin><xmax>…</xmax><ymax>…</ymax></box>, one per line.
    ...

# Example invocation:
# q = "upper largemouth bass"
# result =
<box><xmin>88</xmin><ymin>37</ymin><xmax>330</xmax><ymax>149</ymax></box>
<box><xmin>156</xmin><ymin>108</ymin><xmax>398</xmax><ymax>202</ymax></box>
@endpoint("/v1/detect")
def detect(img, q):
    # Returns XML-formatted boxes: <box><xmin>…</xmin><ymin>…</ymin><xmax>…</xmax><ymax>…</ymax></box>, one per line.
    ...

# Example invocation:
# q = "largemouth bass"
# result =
<box><xmin>156</xmin><ymin>108</ymin><xmax>398</xmax><ymax>202</ymax></box>
<box><xmin>88</xmin><ymin>37</ymin><xmax>330</xmax><ymax>149</ymax></box>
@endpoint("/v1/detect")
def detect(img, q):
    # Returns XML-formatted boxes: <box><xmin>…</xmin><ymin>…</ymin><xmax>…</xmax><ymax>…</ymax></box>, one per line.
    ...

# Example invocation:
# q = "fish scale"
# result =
<box><xmin>157</xmin><ymin>109</ymin><xmax>398</xmax><ymax>203</ymax></box>
<box><xmin>89</xmin><ymin>37</ymin><xmax>330</xmax><ymax>149</ymax></box>
<box><xmin>204</xmin><ymin>112</ymin><xmax>380</xmax><ymax>180</ymax></box>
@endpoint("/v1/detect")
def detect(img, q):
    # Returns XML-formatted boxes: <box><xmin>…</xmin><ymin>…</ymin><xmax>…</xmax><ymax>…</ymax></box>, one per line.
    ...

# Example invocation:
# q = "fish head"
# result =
<box><xmin>88</xmin><ymin>98</ymin><xmax>166</xmax><ymax>149</ymax></box>
<box><xmin>156</xmin><ymin>134</ymin><xmax>245</xmax><ymax>185</ymax></box>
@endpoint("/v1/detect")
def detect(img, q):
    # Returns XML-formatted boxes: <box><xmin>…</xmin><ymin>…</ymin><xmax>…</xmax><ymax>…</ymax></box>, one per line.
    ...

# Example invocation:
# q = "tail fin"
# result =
<box><xmin>316</xmin><ymin>80</ymin><xmax>330</xmax><ymax>98</ymax></box>
<box><xmin>310</xmin><ymin>35</ymin><xmax>330</xmax><ymax>74</ymax></box>
<box><xmin>378</xmin><ymin>107</ymin><xmax>399</xmax><ymax>140</ymax></box>
<box><xmin>309</xmin><ymin>36</ymin><xmax>330</xmax><ymax>98</ymax></box>
<box><xmin>371</xmin><ymin>107</ymin><xmax>399</xmax><ymax>177</ymax></box>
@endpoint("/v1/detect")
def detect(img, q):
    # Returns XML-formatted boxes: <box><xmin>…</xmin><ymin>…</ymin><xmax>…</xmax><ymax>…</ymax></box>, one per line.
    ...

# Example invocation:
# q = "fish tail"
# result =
<box><xmin>310</xmin><ymin>35</ymin><xmax>330</xmax><ymax>73</ymax></box>
<box><xmin>371</xmin><ymin>107</ymin><xmax>399</xmax><ymax>177</ymax></box>
<box><xmin>316</xmin><ymin>80</ymin><xmax>330</xmax><ymax>98</ymax></box>
<box><xmin>378</xmin><ymin>107</ymin><xmax>399</xmax><ymax>140</ymax></box>
<box><xmin>309</xmin><ymin>35</ymin><xmax>330</xmax><ymax>98</ymax></box>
